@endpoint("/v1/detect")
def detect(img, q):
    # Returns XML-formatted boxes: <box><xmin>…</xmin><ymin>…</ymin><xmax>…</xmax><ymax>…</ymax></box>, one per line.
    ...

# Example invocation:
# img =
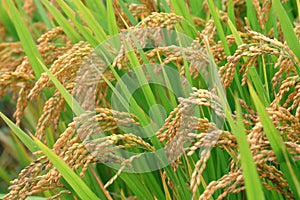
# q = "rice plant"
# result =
<box><xmin>0</xmin><ymin>0</ymin><xmax>299</xmax><ymax>199</ymax></box>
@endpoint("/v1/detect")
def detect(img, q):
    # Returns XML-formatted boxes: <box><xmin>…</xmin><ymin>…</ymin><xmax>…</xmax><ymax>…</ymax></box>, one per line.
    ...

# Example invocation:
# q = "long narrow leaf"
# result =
<box><xmin>71</xmin><ymin>0</ymin><xmax>107</xmax><ymax>41</ymax></box>
<box><xmin>272</xmin><ymin>0</ymin><xmax>300</xmax><ymax>60</ymax></box>
<box><xmin>41</xmin><ymin>0</ymin><xmax>82</xmax><ymax>43</ymax></box>
<box><xmin>107</xmin><ymin>0</ymin><xmax>118</xmax><ymax>36</ymax></box>
<box><xmin>0</xmin><ymin>112</ymin><xmax>38</xmax><ymax>153</ymax></box>
<box><xmin>4</xmin><ymin>0</ymin><xmax>44</xmax><ymax>78</ymax></box>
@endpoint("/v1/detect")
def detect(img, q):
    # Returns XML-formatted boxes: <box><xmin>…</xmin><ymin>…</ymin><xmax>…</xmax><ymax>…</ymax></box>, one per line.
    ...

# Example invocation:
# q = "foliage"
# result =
<box><xmin>0</xmin><ymin>0</ymin><xmax>299</xmax><ymax>199</ymax></box>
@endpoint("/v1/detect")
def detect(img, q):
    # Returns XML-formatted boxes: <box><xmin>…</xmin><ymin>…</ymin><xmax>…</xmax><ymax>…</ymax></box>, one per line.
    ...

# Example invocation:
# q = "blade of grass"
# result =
<box><xmin>227</xmin><ymin>0</ymin><xmax>235</xmax><ymax>27</ymax></box>
<box><xmin>206</xmin><ymin>0</ymin><xmax>230</xmax><ymax>56</ymax></box>
<box><xmin>52</xmin><ymin>0</ymin><xmax>99</xmax><ymax>46</ymax></box>
<box><xmin>33</xmin><ymin>0</ymin><xmax>53</xmax><ymax>29</ymax></box>
<box><xmin>157</xmin><ymin>0</ymin><xmax>170</xmax><ymax>12</ymax></box>
<box><xmin>107</xmin><ymin>0</ymin><xmax>118</xmax><ymax>36</ymax></box>
<box><xmin>9</xmin><ymin>133</ymin><xmax>32</xmax><ymax>166</ymax></box>
<box><xmin>33</xmin><ymin>137</ymin><xmax>100</xmax><ymax>200</ymax></box>
<box><xmin>189</xmin><ymin>0</ymin><xmax>203</xmax><ymax>17</ymax></box>
<box><xmin>117</xmin><ymin>0</ymin><xmax>138</xmax><ymax>25</ymax></box>
<box><xmin>245</xmin><ymin>0</ymin><xmax>260</xmax><ymax>31</ymax></box>
<box><xmin>119</xmin><ymin>173</ymin><xmax>154</xmax><ymax>199</ymax></box>
<box><xmin>0</xmin><ymin>1</ymin><xmax>18</xmax><ymax>40</ymax></box>
<box><xmin>40</xmin><ymin>0</ymin><xmax>82</xmax><ymax>43</ymax></box>
<box><xmin>0</xmin><ymin>167</ymin><xmax>10</xmax><ymax>183</ymax></box>
<box><xmin>70</xmin><ymin>0</ymin><xmax>107</xmax><ymax>41</ymax></box>
<box><xmin>232</xmin><ymin>96</ymin><xmax>265</xmax><ymax>200</ymax></box>
<box><xmin>272</xmin><ymin>0</ymin><xmax>300</xmax><ymax>61</ymax></box>
<box><xmin>249</xmin><ymin>84</ymin><xmax>300</xmax><ymax>198</ymax></box>
<box><xmin>0</xmin><ymin>112</ymin><xmax>38</xmax><ymax>153</ymax></box>
<box><xmin>169</xmin><ymin>0</ymin><xmax>195</xmax><ymax>37</ymax></box>
<box><xmin>4</xmin><ymin>0</ymin><xmax>44</xmax><ymax>78</ymax></box>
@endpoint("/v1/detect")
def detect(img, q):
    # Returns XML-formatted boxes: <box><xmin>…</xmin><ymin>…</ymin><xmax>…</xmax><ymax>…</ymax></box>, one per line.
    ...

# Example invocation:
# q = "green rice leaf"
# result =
<box><xmin>53</xmin><ymin>0</ymin><xmax>99</xmax><ymax>46</ymax></box>
<box><xmin>41</xmin><ymin>0</ymin><xmax>82</xmax><ymax>43</ymax></box>
<box><xmin>227</xmin><ymin>0</ymin><xmax>235</xmax><ymax>27</ymax></box>
<box><xmin>169</xmin><ymin>0</ymin><xmax>195</xmax><ymax>37</ymax></box>
<box><xmin>272</xmin><ymin>0</ymin><xmax>300</xmax><ymax>60</ymax></box>
<box><xmin>0</xmin><ymin>1</ymin><xmax>18</xmax><ymax>40</ymax></box>
<box><xmin>234</xmin><ymin>96</ymin><xmax>265</xmax><ymax>200</ymax></box>
<box><xmin>245</xmin><ymin>0</ymin><xmax>260</xmax><ymax>31</ymax></box>
<box><xmin>0</xmin><ymin>112</ymin><xmax>38</xmax><ymax>153</ymax></box>
<box><xmin>107</xmin><ymin>0</ymin><xmax>118</xmax><ymax>36</ymax></box>
<box><xmin>33</xmin><ymin>0</ymin><xmax>53</xmax><ymax>29</ymax></box>
<box><xmin>207</xmin><ymin>0</ymin><xmax>230</xmax><ymax>56</ymax></box>
<box><xmin>117</xmin><ymin>0</ymin><xmax>138</xmax><ymax>25</ymax></box>
<box><xmin>4</xmin><ymin>0</ymin><xmax>44</xmax><ymax>78</ymax></box>
<box><xmin>71</xmin><ymin>0</ymin><xmax>107</xmax><ymax>41</ymax></box>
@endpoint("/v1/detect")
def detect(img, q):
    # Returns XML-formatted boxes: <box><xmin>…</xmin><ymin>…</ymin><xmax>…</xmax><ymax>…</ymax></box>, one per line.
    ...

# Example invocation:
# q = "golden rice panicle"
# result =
<box><xmin>129</xmin><ymin>3</ymin><xmax>151</xmax><ymax>20</ymax></box>
<box><xmin>128</xmin><ymin>0</ymin><xmax>156</xmax><ymax>21</ymax></box>
<box><xmin>261</xmin><ymin>0</ymin><xmax>272</xmax><ymax>26</ymax></box>
<box><xmin>272</xmin><ymin>57</ymin><xmax>298</xmax><ymax>90</ymax></box>
<box><xmin>23</xmin><ymin>0</ymin><xmax>36</xmax><ymax>19</ymax></box>
<box><xmin>198</xmin><ymin>19</ymin><xmax>216</xmax><ymax>46</ymax></box>
<box><xmin>199</xmin><ymin>171</ymin><xmax>242</xmax><ymax>200</ymax></box>
<box><xmin>219</xmin><ymin>44</ymin><xmax>247</xmax><ymax>87</ymax></box>
<box><xmin>140</xmin><ymin>0</ymin><xmax>156</xmax><ymax>12</ymax></box>
<box><xmin>251</xmin><ymin>0</ymin><xmax>264</xmax><ymax>30</ymax></box>
<box><xmin>272</xmin><ymin>76</ymin><xmax>300</xmax><ymax>111</ymax></box>
<box><xmin>0</xmin><ymin>42</ymin><xmax>24</xmax><ymax>72</ymax></box>
<box><xmin>28</xmin><ymin>42</ymin><xmax>92</xmax><ymax>99</ymax></box>
<box><xmin>140</xmin><ymin>12</ymin><xmax>183</xmax><ymax>29</ymax></box>
<box><xmin>0</xmin><ymin>21</ymin><xmax>7</xmax><ymax>40</ymax></box>
<box><xmin>156</xmin><ymin>104</ymin><xmax>182</xmax><ymax>142</ymax></box>
<box><xmin>0</xmin><ymin>72</ymin><xmax>33</xmax><ymax>97</ymax></box>
<box><xmin>34</xmin><ymin>91</ymin><xmax>65</xmax><ymax>142</ymax></box>
<box><xmin>3</xmin><ymin>156</ymin><xmax>50</xmax><ymax>200</ymax></box>
<box><xmin>13</xmin><ymin>27</ymin><xmax>73</xmax><ymax>125</ymax></box>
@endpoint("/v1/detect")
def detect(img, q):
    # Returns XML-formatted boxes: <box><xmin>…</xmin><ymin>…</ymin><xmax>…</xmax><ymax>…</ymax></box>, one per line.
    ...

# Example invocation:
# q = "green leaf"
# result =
<box><xmin>71</xmin><ymin>0</ymin><xmax>107</xmax><ymax>41</ymax></box>
<box><xmin>245</xmin><ymin>0</ymin><xmax>260</xmax><ymax>31</ymax></box>
<box><xmin>0</xmin><ymin>1</ymin><xmax>18</xmax><ymax>40</ymax></box>
<box><xmin>33</xmin><ymin>0</ymin><xmax>53</xmax><ymax>29</ymax></box>
<box><xmin>41</xmin><ymin>0</ymin><xmax>82</xmax><ymax>43</ymax></box>
<box><xmin>213</xmin><ymin>55</ymin><xmax>265</xmax><ymax>200</ymax></box>
<box><xmin>52</xmin><ymin>0</ymin><xmax>99</xmax><ymax>47</ymax></box>
<box><xmin>207</xmin><ymin>0</ymin><xmax>231</xmax><ymax>56</ymax></box>
<box><xmin>272</xmin><ymin>0</ymin><xmax>300</xmax><ymax>60</ymax></box>
<box><xmin>0</xmin><ymin>112</ymin><xmax>38</xmax><ymax>153</ymax></box>
<box><xmin>169</xmin><ymin>0</ymin><xmax>195</xmax><ymax>37</ymax></box>
<box><xmin>227</xmin><ymin>0</ymin><xmax>235</xmax><ymax>27</ymax></box>
<box><xmin>33</xmin><ymin>137</ymin><xmax>99</xmax><ymax>200</ymax></box>
<box><xmin>234</xmin><ymin>96</ymin><xmax>265</xmax><ymax>200</ymax></box>
<box><xmin>107</xmin><ymin>0</ymin><xmax>118</xmax><ymax>36</ymax></box>
<box><xmin>117</xmin><ymin>0</ymin><xmax>138</xmax><ymax>25</ymax></box>
<box><xmin>4</xmin><ymin>0</ymin><xmax>44</xmax><ymax>78</ymax></box>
